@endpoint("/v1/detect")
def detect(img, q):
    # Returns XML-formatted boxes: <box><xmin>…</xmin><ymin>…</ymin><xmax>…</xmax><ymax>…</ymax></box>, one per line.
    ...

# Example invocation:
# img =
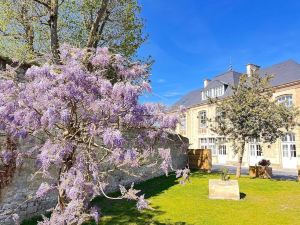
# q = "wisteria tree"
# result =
<box><xmin>0</xmin><ymin>44</ymin><xmax>187</xmax><ymax>224</ymax></box>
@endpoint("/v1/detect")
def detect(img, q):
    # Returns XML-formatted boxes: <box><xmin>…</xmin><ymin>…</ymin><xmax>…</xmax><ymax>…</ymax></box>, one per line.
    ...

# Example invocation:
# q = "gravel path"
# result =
<box><xmin>212</xmin><ymin>164</ymin><xmax>298</xmax><ymax>180</ymax></box>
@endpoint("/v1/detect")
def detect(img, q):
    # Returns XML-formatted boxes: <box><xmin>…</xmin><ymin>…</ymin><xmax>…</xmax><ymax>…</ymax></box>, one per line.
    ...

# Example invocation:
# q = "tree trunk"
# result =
<box><xmin>236</xmin><ymin>155</ymin><xmax>243</xmax><ymax>178</ymax></box>
<box><xmin>86</xmin><ymin>0</ymin><xmax>110</xmax><ymax>48</ymax></box>
<box><xmin>92</xmin><ymin>11</ymin><xmax>110</xmax><ymax>48</ymax></box>
<box><xmin>21</xmin><ymin>2</ymin><xmax>35</xmax><ymax>53</ymax></box>
<box><xmin>0</xmin><ymin>136</ymin><xmax>17</xmax><ymax>192</ymax></box>
<box><xmin>235</xmin><ymin>141</ymin><xmax>245</xmax><ymax>178</ymax></box>
<box><xmin>56</xmin><ymin>146</ymin><xmax>76</xmax><ymax>210</ymax></box>
<box><xmin>49</xmin><ymin>0</ymin><xmax>60</xmax><ymax>64</ymax></box>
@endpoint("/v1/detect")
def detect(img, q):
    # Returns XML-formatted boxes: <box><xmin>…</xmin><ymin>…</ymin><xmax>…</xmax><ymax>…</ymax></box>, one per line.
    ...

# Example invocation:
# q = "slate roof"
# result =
<box><xmin>170</xmin><ymin>59</ymin><xmax>300</xmax><ymax>111</ymax></box>
<box><xmin>259</xmin><ymin>59</ymin><xmax>300</xmax><ymax>86</ymax></box>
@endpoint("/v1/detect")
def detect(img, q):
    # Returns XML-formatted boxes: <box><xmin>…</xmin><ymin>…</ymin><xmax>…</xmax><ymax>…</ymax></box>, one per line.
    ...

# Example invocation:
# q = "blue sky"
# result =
<box><xmin>138</xmin><ymin>0</ymin><xmax>300</xmax><ymax>105</ymax></box>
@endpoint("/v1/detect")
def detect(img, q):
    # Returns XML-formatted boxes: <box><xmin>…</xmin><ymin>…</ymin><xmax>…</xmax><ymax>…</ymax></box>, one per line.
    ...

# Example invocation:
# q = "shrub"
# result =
<box><xmin>258</xmin><ymin>159</ymin><xmax>271</xmax><ymax>167</ymax></box>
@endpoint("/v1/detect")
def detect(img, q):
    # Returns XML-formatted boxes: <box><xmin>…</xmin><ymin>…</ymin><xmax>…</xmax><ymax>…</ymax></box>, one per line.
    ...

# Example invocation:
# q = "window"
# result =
<box><xmin>281</xmin><ymin>133</ymin><xmax>296</xmax><ymax>158</ymax></box>
<box><xmin>250</xmin><ymin>144</ymin><xmax>262</xmax><ymax>156</ymax></box>
<box><xmin>215</xmin><ymin>108</ymin><xmax>225</xmax><ymax>122</ymax></box>
<box><xmin>219</xmin><ymin>145</ymin><xmax>227</xmax><ymax>155</ymax></box>
<box><xmin>198</xmin><ymin>111</ymin><xmax>207</xmax><ymax>128</ymax></box>
<box><xmin>202</xmin><ymin>85</ymin><xmax>225</xmax><ymax>100</ymax></box>
<box><xmin>208</xmin><ymin>138</ymin><xmax>215</xmax><ymax>144</ymax></box>
<box><xmin>202</xmin><ymin>90</ymin><xmax>210</xmax><ymax>100</ymax></box>
<box><xmin>215</xmin><ymin>86</ymin><xmax>225</xmax><ymax>97</ymax></box>
<box><xmin>281</xmin><ymin>133</ymin><xmax>295</xmax><ymax>142</ymax></box>
<box><xmin>249</xmin><ymin>138</ymin><xmax>262</xmax><ymax>156</ymax></box>
<box><xmin>208</xmin><ymin>138</ymin><xmax>217</xmax><ymax>155</ymax></box>
<box><xmin>291</xmin><ymin>144</ymin><xmax>297</xmax><ymax>157</ymax></box>
<box><xmin>199</xmin><ymin>138</ymin><xmax>207</xmax><ymax>149</ymax></box>
<box><xmin>282</xmin><ymin>144</ymin><xmax>289</xmax><ymax>157</ymax></box>
<box><xmin>276</xmin><ymin>95</ymin><xmax>293</xmax><ymax>107</ymax></box>
<box><xmin>199</xmin><ymin>137</ymin><xmax>217</xmax><ymax>155</ymax></box>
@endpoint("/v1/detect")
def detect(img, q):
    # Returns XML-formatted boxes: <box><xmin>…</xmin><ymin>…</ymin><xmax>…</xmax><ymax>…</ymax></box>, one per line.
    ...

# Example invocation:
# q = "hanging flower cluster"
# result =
<box><xmin>0</xmin><ymin>44</ymin><xmax>186</xmax><ymax>224</ymax></box>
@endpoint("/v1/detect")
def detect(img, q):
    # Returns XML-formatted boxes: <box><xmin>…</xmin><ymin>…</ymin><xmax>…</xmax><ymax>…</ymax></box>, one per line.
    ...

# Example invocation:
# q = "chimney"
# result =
<box><xmin>246</xmin><ymin>64</ymin><xmax>260</xmax><ymax>77</ymax></box>
<box><xmin>204</xmin><ymin>79</ymin><xmax>211</xmax><ymax>88</ymax></box>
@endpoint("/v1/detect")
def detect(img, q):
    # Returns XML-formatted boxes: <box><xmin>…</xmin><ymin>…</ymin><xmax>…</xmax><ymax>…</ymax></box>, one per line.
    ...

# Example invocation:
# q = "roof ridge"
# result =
<box><xmin>261</xmin><ymin>59</ymin><xmax>299</xmax><ymax>70</ymax></box>
<box><xmin>214</xmin><ymin>70</ymin><xmax>241</xmax><ymax>77</ymax></box>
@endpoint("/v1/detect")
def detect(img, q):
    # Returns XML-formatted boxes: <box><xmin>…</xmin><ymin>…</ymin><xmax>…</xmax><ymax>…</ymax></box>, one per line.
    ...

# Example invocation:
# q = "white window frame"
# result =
<box><xmin>215</xmin><ymin>86</ymin><xmax>225</xmax><ymax>97</ymax></box>
<box><xmin>202</xmin><ymin>86</ymin><xmax>225</xmax><ymax>100</ymax></box>
<box><xmin>218</xmin><ymin>145</ymin><xmax>227</xmax><ymax>155</ymax></box>
<box><xmin>249</xmin><ymin>138</ymin><xmax>262</xmax><ymax>157</ymax></box>
<box><xmin>198</xmin><ymin>110</ymin><xmax>207</xmax><ymax>128</ymax></box>
<box><xmin>281</xmin><ymin>133</ymin><xmax>297</xmax><ymax>158</ymax></box>
<box><xmin>276</xmin><ymin>95</ymin><xmax>293</xmax><ymax>107</ymax></box>
<box><xmin>199</xmin><ymin>138</ymin><xmax>208</xmax><ymax>149</ymax></box>
<box><xmin>208</xmin><ymin>138</ymin><xmax>217</xmax><ymax>155</ymax></box>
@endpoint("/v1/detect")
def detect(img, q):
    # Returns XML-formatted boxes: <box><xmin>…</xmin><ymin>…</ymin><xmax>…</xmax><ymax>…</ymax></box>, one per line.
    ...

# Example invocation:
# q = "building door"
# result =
<box><xmin>249</xmin><ymin>139</ymin><xmax>263</xmax><ymax>166</ymax></box>
<box><xmin>282</xmin><ymin>133</ymin><xmax>297</xmax><ymax>169</ymax></box>
<box><xmin>208</xmin><ymin>138</ymin><xmax>217</xmax><ymax>156</ymax></box>
<box><xmin>218</xmin><ymin>145</ymin><xmax>227</xmax><ymax>164</ymax></box>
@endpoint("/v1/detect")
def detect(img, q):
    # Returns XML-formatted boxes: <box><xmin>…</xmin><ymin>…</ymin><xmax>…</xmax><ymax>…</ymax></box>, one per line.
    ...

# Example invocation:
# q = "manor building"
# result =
<box><xmin>171</xmin><ymin>59</ymin><xmax>300</xmax><ymax>170</ymax></box>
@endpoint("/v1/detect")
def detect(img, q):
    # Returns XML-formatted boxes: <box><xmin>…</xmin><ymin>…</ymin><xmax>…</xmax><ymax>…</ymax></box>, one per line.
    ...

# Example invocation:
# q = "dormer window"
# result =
<box><xmin>202</xmin><ymin>85</ymin><xmax>225</xmax><ymax>100</ymax></box>
<box><xmin>276</xmin><ymin>95</ymin><xmax>293</xmax><ymax>107</ymax></box>
<box><xmin>215</xmin><ymin>86</ymin><xmax>224</xmax><ymax>97</ymax></box>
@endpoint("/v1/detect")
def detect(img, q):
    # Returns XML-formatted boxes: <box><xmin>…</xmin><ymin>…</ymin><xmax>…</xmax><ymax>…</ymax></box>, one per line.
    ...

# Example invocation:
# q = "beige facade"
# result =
<box><xmin>177</xmin><ymin>81</ymin><xmax>300</xmax><ymax>170</ymax></box>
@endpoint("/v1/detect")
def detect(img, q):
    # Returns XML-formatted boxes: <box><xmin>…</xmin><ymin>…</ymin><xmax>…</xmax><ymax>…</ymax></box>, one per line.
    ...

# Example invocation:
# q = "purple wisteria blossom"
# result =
<box><xmin>0</xmin><ymin>44</ymin><xmax>186</xmax><ymax>224</ymax></box>
<box><xmin>36</xmin><ymin>182</ymin><xmax>55</xmax><ymax>198</ymax></box>
<box><xmin>137</xmin><ymin>194</ymin><xmax>150</xmax><ymax>211</ymax></box>
<box><xmin>12</xmin><ymin>214</ymin><xmax>20</xmax><ymax>225</ymax></box>
<box><xmin>1</xmin><ymin>150</ymin><xmax>13</xmax><ymax>165</ymax></box>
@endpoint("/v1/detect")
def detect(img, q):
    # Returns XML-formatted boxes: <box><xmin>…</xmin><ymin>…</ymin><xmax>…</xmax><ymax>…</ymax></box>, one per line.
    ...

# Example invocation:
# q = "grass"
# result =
<box><xmin>22</xmin><ymin>171</ymin><xmax>300</xmax><ymax>225</ymax></box>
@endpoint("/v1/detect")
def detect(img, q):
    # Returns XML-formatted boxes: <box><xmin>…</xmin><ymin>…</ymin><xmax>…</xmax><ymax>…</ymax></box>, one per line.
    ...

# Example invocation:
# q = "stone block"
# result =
<box><xmin>27</xmin><ymin>206</ymin><xmax>38</xmax><ymax>214</ymax></box>
<box><xmin>209</xmin><ymin>179</ymin><xmax>240</xmax><ymax>200</ymax></box>
<box><xmin>3</xmin><ymin>204</ymin><xmax>13</xmax><ymax>210</ymax></box>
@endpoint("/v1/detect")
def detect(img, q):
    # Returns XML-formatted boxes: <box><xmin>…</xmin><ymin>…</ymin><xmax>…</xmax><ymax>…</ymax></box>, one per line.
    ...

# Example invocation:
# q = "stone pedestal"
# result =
<box><xmin>209</xmin><ymin>179</ymin><xmax>240</xmax><ymax>200</ymax></box>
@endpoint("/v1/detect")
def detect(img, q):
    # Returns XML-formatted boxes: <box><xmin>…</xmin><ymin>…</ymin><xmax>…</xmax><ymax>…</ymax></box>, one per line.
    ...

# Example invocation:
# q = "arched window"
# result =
<box><xmin>276</xmin><ymin>95</ymin><xmax>293</xmax><ymax>107</ymax></box>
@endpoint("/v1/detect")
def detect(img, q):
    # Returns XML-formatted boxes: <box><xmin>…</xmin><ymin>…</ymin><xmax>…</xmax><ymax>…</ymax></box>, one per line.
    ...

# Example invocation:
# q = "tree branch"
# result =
<box><xmin>86</xmin><ymin>0</ymin><xmax>110</xmax><ymax>48</ymax></box>
<box><xmin>32</xmin><ymin>0</ymin><xmax>50</xmax><ymax>9</ymax></box>
<box><xmin>93</xmin><ymin>10</ymin><xmax>111</xmax><ymax>48</ymax></box>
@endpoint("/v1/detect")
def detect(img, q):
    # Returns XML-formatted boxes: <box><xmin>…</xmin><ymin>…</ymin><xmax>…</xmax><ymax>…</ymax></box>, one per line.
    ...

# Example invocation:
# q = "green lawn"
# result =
<box><xmin>22</xmin><ymin>171</ymin><xmax>300</xmax><ymax>225</ymax></box>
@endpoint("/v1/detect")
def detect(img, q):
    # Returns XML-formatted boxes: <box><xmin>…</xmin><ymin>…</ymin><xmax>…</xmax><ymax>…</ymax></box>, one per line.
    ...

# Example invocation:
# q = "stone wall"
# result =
<box><xmin>0</xmin><ymin>158</ymin><xmax>57</xmax><ymax>224</ymax></box>
<box><xmin>0</xmin><ymin>134</ymin><xmax>188</xmax><ymax>224</ymax></box>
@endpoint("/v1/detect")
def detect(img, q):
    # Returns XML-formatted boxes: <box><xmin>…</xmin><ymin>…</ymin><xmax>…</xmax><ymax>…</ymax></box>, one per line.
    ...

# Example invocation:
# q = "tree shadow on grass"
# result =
<box><xmin>88</xmin><ymin>174</ymin><xmax>194</xmax><ymax>225</ymax></box>
<box><xmin>271</xmin><ymin>174</ymin><xmax>298</xmax><ymax>181</ymax></box>
<box><xmin>22</xmin><ymin>172</ymin><xmax>206</xmax><ymax>225</ymax></box>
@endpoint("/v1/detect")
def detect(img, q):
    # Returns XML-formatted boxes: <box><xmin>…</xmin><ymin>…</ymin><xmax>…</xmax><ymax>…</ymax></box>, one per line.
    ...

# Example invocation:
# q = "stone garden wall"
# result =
<box><xmin>0</xmin><ymin>134</ymin><xmax>188</xmax><ymax>224</ymax></box>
